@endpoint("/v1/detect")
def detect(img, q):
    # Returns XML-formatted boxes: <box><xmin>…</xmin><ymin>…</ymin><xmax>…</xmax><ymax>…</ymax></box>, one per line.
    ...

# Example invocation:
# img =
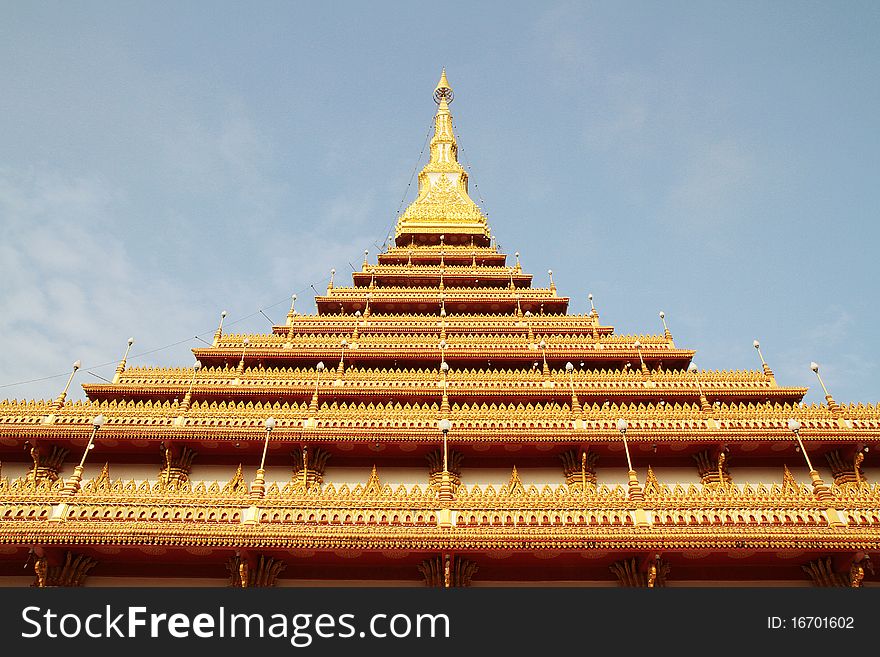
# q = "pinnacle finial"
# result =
<box><xmin>434</xmin><ymin>68</ymin><xmax>454</xmax><ymax>104</ymax></box>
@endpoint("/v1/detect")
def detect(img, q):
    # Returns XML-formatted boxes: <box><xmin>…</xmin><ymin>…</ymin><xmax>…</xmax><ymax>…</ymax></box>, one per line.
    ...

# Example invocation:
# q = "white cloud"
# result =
<box><xmin>0</xmin><ymin>166</ymin><xmax>393</xmax><ymax>402</ymax></box>
<box><xmin>0</xmin><ymin>168</ymin><xmax>193</xmax><ymax>401</ymax></box>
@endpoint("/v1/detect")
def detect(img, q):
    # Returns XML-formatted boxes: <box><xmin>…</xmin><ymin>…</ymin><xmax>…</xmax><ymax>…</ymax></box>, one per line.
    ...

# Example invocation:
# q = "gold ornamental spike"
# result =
<box><xmin>433</xmin><ymin>68</ymin><xmax>453</xmax><ymax>104</ymax></box>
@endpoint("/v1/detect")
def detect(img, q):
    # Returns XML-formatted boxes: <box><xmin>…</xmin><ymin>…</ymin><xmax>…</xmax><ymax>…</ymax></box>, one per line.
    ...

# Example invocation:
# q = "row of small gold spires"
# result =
<box><xmin>113</xmin><ymin>364</ymin><xmax>776</xmax><ymax>382</ymax></box>
<box><xmin>2</xmin><ymin>398</ymin><xmax>875</xmax><ymax>421</ymax></box>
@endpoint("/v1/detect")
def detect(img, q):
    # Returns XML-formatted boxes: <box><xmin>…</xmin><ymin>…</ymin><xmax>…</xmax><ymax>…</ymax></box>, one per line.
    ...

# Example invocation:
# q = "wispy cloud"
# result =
<box><xmin>0</xmin><ymin>168</ymin><xmax>196</xmax><ymax>400</ymax></box>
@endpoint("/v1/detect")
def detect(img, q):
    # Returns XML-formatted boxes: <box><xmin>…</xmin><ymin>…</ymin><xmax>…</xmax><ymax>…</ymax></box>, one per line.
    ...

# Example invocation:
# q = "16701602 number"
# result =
<box><xmin>792</xmin><ymin>617</ymin><xmax>853</xmax><ymax>629</ymax></box>
<box><xmin>768</xmin><ymin>616</ymin><xmax>855</xmax><ymax>630</ymax></box>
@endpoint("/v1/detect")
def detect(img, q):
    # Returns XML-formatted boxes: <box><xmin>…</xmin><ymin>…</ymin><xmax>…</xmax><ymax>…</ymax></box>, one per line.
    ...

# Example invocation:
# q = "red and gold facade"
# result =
<box><xmin>1</xmin><ymin>72</ymin><xmax>878</xmax><ymax>587</ymax></box>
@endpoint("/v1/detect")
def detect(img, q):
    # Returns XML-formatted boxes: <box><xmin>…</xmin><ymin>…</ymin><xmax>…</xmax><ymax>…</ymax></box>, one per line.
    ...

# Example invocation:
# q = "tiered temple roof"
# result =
<box><xmin>1</xmin><ymin>71</ymin><xmax>878</xmax><ymax>587</ymax></box>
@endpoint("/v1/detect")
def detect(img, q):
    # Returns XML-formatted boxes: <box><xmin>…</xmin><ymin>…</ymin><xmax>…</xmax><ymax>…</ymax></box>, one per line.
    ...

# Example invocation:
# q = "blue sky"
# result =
<box><xmin>1</xmin><ymin>1</ymin><xmax>878</xmax><ymax>404</ymax></box>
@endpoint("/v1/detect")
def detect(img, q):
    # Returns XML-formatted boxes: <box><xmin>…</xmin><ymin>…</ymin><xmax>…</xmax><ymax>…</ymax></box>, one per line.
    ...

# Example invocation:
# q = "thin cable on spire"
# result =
<box><xmin>453</xmin><ymin>121</ymin><xmax>490</xmax><ymax>217</ymax></box>
<box><xmin>87</xmin><ymin>371</ymin><xmax>112</xmax><ymax>383</ymax></box>
<box><xmin>389</xmin><ymin>119</ymin><xmax>435</xmax><ymax>230</ymax></box>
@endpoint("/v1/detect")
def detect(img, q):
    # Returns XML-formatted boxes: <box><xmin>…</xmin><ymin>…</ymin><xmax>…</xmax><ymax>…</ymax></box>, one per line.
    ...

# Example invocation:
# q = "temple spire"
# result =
<box><xmin>434</xmin><ymin>68</ymin><xmax>453</xmax><ymax>104</ymax></box>
<box><xmin>428</xmin><ymin>69</ymin><xmax>458</xmax><ymax>167</ymax></box>
<box><xmin>395</xmin><ymin>70</ymin><xmax>489</xmax><ymax>246</ymax></box>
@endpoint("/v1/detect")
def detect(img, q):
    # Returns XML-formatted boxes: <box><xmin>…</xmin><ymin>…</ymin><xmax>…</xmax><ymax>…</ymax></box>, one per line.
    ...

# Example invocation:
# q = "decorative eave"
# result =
<box><xmin>378</xmin><ymin>246</ymin><xmax>506</xmax><ymax>266</ymax></box>
<box><xmin>270</xmin><ymin>313</ymin><xmax>614</xmax><ymax>337</ymax></box>
<box><xmin>351</xmin><ymin>269</ymin><xmax>533</xmax><ymax>288</ymax></box>
<box><xmin>2</xmin><ymin>474</ymin><xmax>879</xmax><ymax>551</ymax></box>
<box><xmin>4</xmin><ymin>521</ymin><xmax>879</xmax><ymax>554</ymax></box>
<box><xmin>4</xmin><ymin>402</ymin><xmax>879</xmax><ymax>444</ymax></box>
<box><xmin>81</xmin><ymin>381</ymin><xmax>807</xmax><ymax>406</ymax></box>
<box><xmin>189</xmin><ymin>345</ymin><xmax>694</xmax><ymax>369</ymax></box>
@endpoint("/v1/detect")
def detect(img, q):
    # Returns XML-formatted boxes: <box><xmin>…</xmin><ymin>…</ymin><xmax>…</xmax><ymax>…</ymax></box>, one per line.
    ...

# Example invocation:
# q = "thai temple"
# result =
<box><xmin>1</xmin><ymin>71</ymin><xmax>878</xmax><ymax>587</ymax></box>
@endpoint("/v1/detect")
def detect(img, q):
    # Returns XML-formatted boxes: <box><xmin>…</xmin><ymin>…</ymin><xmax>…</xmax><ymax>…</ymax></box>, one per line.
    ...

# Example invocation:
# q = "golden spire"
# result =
<box><xmin>434</xmin><ymin>68</ymin><xmax>453</xmax><ymax>104</ymax></box>
<box><xmin>396</xmin><ymin>70</ymin><xmax>489</xmax><ymax>244</ymax></box>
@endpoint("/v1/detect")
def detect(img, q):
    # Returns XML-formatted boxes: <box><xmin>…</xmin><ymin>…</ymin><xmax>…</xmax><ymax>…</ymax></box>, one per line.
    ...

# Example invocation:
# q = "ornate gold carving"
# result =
<box><xmin>610</xmin><ymin>556</ymin><xmax>669</xmax><ymax>588</ymax></box>
<box><xmin>418</xmin><ymin>554</ymin><xmax>477</xmax><ymax>587</ymax></box>
<box><xmin>292</xmin><ymin>446</ymin><xmax>330</xmax><ymax>490</ymax></box>
<box><xmin>560</xmin><ymin>449</ymin><xmax>597</xmax><ymax>491</ymax></box>
<box><xmin>159</xmin><ymin>445</ymin><xmax>197</xmax><ymax>485</ymax></box>
<box><xmin>504</xmin><ymin>466</ymin><xmax>525</xmax><ymax>497</ymax></box>
<box><xmin>801</xmin><ymin>555</ymin><xmax>872</xmax><ymax>588</ymax></box>
<box><xmin>426</xmin><ymin>449</ymin><xmax>462</xmax><ymax>492</ymax></box>
<box><xmin>224</xmin><ymin>464</ymin><xmax>248</xmax><ymax>495</ymax></box>
<box><xmin>227</xmin><ymin>553</ymin><xmax>286</xmax><ymax>588</ymax></box>
<box><xmin>32</xmin><ymin>551</ymin><xmax>97</xmax><ymax>587</ymax></box>
<box><xmin>27</xmin><ymin>445</ymin><xmax>68</xmax><ymax>484</ymax></box>
<box><xmin>363</xmin><ymin>465</ymin><xmax>383</xmax><ymax>497</ymax></box>
<box><xmin>803</xmin><ymin>557</ymin><xmax>849</xmax><ymax>587</ymax></box>
<box><xmin>849</xmin><ymin>556</ymin><xmax>872</xmax><ymax>587</ymax></box>
<box><xmin>34</xmin><ymin>555</ymin><xmax>47</xmax><ymax>588</ymax></box>
<box><xmin>825</xmin><ymin>449</ymin><xmax>868</xmax><ymax>489</ymax></box>
<box><xmin>644</xmin><ymin>465</ymin><xmax>660</xmax><ymax>495</ymax></box>
<box><xmin>93</xmin><ymin>462</ymin><xmax>111</xmax><ymax>490</ymax></box>
<box><xmin>693</xmin><ymin>449</ymin><xmax>732</xmax><ymax>489</ymax></box>
<box><xmin>782</xmin><ymin>465</ymin><xmax>798</xmax><ymax>493</ymax></box>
